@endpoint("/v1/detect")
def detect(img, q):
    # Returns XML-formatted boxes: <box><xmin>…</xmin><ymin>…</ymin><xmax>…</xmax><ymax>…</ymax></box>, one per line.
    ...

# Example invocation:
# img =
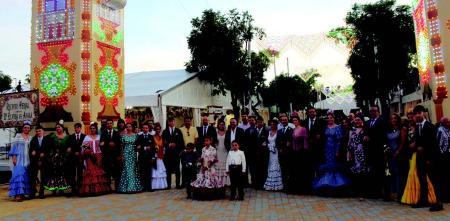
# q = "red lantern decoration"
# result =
<box><xmin>81</xmin><ymin>112</ymin><xmax>91</xmax><ymax>121</ymax></box>
<box><xmin>81</xmin><ymin>51</ymin><xmax>90</xmax><ymax>60</ymax></box>
<box><xmin>82</xmin><ymin>30</ymin><xmax>91</xmax><ymax>42</ymax></box>
<box><xmin>427</xmin><ymin>7</ymin><xmax>438</xmax><ymax>20</ymax></box>
<box><xmin>431</xmin><ymin>35</ymin><xmax>441</xmax><ymax>47</ymax></box>
<box><xmin>82</xmin><ymin>12</ymin><xmax>91</xmax><ymax>21</ymax></box>
<box><xmin>436</xmin><ymin>86</ymin><xmax>448</xmax><ymax>99</ymax></box>
<box><xmin>81</xmin><ymin>73</ymin><xmax>90</xmax><ymax>81</ymax></box>
<box><xmin>81</xmin><ymin>94</ymin><xmax>90</xmax><ymax>102</ymax></box>
<box><xmin>434</xmin><ymin>63</ymin><xmax>445</xmax><ymax>74</ymax></box>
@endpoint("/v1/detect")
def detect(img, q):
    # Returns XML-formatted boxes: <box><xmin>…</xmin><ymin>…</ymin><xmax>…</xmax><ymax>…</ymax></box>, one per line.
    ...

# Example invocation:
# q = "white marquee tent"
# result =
<box><xmin>125</xmin><ymin>69</ymin><xmax>232</xmax><ymax>126</ymax></box>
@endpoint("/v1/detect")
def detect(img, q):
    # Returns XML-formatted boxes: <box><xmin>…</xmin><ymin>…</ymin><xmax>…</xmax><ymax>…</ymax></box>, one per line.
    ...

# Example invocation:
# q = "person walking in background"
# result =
<box><xmin>264</xmin><ymin>119</ymin><xmax>283</xmax><ymax>191</ymax></box>
<box><xmin>29</xmin><ymin>125</ymin><xmax>48</xmax><ymax>199</ymax></box>
<box><xmin>226</xmin><ymin>141</ymin><xmax>247</xmax><ymax>201</ymax></box>
<box><xmin>312</xmin><ymin>113</ymin><xmax>350</xmax><ymax>195</ymax></box>
<box><xmin>66</xmin><ymin>123</ymin><xmax>86</xmax><ymax>196</ymax></box>
<box><xmin>215</xmin><ymin>120</ymin><xmax>230</xmax><ymax>186</ymax></box>
<box><xmin>151</xmin><ymin>124</ymin><xmax>168</xmax><ymax>190</ymax></box>
<box><xmin>162</xmin><ymin>117</ymin><xmax>184</xmax><ymax>189</ymax></box>
<box><xmin>45</xmin><ymin>121</ymin><xmax>70</xmax><ymax>195</ymax></box>
<box><xmin>385</xmin><ymin>113</ymin><xmax>408</xmax><ymax>201</ymax></box>
<box><xmin>347</xmin><ymin>116</ymin><xmax>370</xmax><ymax>200</ymax></box>
<box><xmin>79</xmin><ymin>123</ymin><xmax>111</xmax><ymax>196</ymax></box>
<box><xmin>8</xmin><ymin>121</ymin><xmax>32</xmax><ymax>202</ymax></box>
<box><xmin>181</xmin><ymin>143</ymin><xmax>198</xmax><ymax>199</ymax></box>
<box><xmin>117</xmin><ymin>123</ymin><xmax>143</xmax><ymax>193</ymax></box>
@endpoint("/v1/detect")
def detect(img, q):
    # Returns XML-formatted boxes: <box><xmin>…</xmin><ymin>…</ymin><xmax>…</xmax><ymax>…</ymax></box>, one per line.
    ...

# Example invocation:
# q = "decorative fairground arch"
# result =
<box><xmin>411</xmin><ymin>0</ymin><xmax>449</xmax><ymax>121</ymax></box>
<box><xmin>30</xmin><ymin>0</ymin><xmax>127</xmax><ymax>132</ymax></box>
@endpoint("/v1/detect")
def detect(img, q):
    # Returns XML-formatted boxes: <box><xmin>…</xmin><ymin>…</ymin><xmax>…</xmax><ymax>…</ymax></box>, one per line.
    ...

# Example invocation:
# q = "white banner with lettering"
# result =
<box><xmin>0</xmin><ymin>90</ymin><xmax>39</xmax><ymax>128</ymax></box>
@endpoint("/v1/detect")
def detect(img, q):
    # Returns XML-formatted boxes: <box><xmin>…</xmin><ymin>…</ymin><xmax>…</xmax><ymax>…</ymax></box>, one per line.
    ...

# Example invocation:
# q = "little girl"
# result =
<box><xmin>191</xmin><ymin>136</ymin><xmax>225</xmax><ymax>200</ymax></box>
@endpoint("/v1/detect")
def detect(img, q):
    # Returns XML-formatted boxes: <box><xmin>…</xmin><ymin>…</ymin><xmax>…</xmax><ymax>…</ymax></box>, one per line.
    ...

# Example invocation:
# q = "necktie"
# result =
<box><xmin>110</xmin><ymin>130</ymin><xmax>113</xmax><ymax>138</ymax></box>
<box><xmin>418</xmin><ymin>123</ymin><xmax>423</xmax><ymax>136</ymax></box>
<box><xmin>203</xmin><ymin>126</ymin><xmax>207</xmax><ymax>135</ymax></box>
<box><xmin>370</xmin><ymin>120</ymin><xmax>375</xmax><ymax>127</ymax></box>
<box><xmin>170</xmin><ymin>128</ymin><xmax>173</xmax><ymax>136</ymax></box>
<box><xmin>284</xmin><ymin>127</ymin><xmax>287</xmax><ymax>134</ymax></box>
<box><xmin>76</xmin><ymin>134</ymin><xmax>79</xmax><ymax>142</ymax></box>
<box><xmin>38</xmin><ymin>137</ymin><xmax>42</xmax><ymax>147</ymax></box>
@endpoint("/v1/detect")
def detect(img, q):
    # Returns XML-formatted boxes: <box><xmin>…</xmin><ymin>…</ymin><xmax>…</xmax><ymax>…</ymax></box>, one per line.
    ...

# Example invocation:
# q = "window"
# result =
<box><xmin>45</xmin><ymin>0</ymin><xmax>66</xmax><ymax>12</ymax></box>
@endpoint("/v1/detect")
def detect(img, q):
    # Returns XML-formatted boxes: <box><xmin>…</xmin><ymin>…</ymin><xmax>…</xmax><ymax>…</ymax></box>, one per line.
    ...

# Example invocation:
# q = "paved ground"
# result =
<box><xmin>1</xmin><ymin>184</ymin><xmax>450</xmax><ymax>221</ymax></box>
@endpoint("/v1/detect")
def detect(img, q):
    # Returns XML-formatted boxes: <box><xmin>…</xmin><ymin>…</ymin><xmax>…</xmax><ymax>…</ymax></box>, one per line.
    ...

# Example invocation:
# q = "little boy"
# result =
<box><xmin>226</xmin><ymin>140</ymin><xmax>247</xmax><ymax>201</ymax></box>
<box><xmin>181</xmin><ymin>143</ymin><xmax>198</xmax><ymax>199</ymax></box>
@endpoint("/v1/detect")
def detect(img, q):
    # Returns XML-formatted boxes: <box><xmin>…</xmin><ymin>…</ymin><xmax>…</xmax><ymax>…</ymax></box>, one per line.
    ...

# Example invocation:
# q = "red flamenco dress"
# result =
<box><xmin>79</xmin><ymin>135</ymin><xmax>111</xmax><ymax>196</ymax></box>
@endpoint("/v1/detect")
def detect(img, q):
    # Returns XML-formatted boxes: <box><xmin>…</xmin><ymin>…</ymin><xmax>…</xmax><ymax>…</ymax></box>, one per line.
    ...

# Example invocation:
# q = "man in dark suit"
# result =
<box><xmin>100</xmin><ymin>119</ymin><xmax>122</xmax><ymax>191</ymax></box>
<box><xmin>412</xmin><ymin>105</ymin><xmax>443</xmax><ymax>211</ymax></box>
<box><xmin>254</xmin><ymin>117</ymin><xmax>269</xmax><ymax>189</ymax></box>
<box><xmin>225</xmin><ymin>118</ymin><xmax>245</xmax><ymax>151</ymax></box>
<box><xmin>303</xmin><ymin>107</ymin><xmax>326</xmax><ymax>174</ymax></box>
<box><xmin>29</xmin><ymin>125</ymin><xmax>49</xmax><ymax>198</ymax></box>
<box><xmin>136</xmin><ymin>123</ymin><xmax>156</xmax><ymax>191</ymax></box>
<box><xmin>364</xmin><ymin>105</ymin><xmax>388</xmax><ymax>198</ymax></box>
<box><xmin>162</xmin><ymin>117</ymin><xmax>184</xmax><ymax>189</ymax></box>
<box><xmin>66</xmin><ymin>123</ymin><xmax>86</xmax><ymax>196</ymax></box>
<box><xmin>276</xmin><ymin>114</ymin><xmax>294</xmax><ymax>192</ymax></box>
<box><xmin>244</xmin><ymin>116</ymin><xmax>259</xmax><ymax>188</ymax></box>
<box><xmin>197</xmin><ymin>115</ymin><xmax>217</xmax><ymax>151</ymax></box>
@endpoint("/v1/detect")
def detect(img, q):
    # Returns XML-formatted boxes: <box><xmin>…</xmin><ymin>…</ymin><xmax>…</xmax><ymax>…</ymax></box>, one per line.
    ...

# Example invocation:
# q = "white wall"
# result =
<box><xmin>161</xmin><ymin>77</ymin><xmax>232</xmax><ymax>109</ymax></box>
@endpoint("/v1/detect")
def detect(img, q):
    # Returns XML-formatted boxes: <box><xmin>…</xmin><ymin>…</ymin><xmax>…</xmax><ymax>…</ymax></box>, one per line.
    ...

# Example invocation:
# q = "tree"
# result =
<box><xmin>261</xmin><ymin>70</ymin><xmax>319</xmax><ymax>113</ymax></box>
<box><xmin>0</xmin><ymin>70</ymin><xmax>12</xmax><ymax>93</ymax></box>
<box><xmin>337</xmin><ymin>0</ymin><xmax>417</xmax><ymax>113</ymax></box>
<box><xmin>186</xmin><ymin>9</ymin><xmax>270</xmax><ymax>118</ymax></box>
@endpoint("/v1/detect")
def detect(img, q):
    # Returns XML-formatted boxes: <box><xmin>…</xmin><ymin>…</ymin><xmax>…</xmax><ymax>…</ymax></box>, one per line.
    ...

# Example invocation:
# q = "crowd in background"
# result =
<box><xmin>6</xmin><ymin>105</ymin><xmax>450</xmax><ymax>211</ymax></box>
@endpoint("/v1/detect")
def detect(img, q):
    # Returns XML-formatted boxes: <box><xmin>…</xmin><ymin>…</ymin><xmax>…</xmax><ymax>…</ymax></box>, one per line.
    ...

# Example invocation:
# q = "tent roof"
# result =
<box><xmin>125</xmin><ymin>69</ymin><xmax>198</xmax><ymax>107</ymax></box>
<box><xmin>314</xmin><ymin>93</ymin><xmax>358</xmax><ymax>111</ymax></box>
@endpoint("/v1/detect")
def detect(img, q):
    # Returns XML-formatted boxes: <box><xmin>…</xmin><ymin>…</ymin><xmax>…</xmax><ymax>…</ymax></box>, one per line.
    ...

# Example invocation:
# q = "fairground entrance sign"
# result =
<box><xmin>0</xmin><ymin>90</ymin><xmax>39</xmax><ymax>128</ymax></box>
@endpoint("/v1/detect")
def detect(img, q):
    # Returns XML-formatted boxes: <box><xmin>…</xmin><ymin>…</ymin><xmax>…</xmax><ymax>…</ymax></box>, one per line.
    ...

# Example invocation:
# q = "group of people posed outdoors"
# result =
<box><xmin>6</xmin><ymin>105</ymin><xmax>450</xmax><ymax>211</ymax></box>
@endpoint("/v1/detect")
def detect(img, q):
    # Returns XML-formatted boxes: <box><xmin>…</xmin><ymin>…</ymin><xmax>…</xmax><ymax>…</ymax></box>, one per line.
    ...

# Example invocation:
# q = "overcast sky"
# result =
<box><xmin>0</xmin><ymin>0</ymin><xmax>411</xmax><ymax>83</ymax></box>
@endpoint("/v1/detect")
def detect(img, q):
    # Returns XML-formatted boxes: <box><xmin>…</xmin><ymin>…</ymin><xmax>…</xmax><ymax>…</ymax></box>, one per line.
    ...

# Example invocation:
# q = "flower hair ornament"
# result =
<box><xmin>59</xmin><ymin>119</ymin><xmax>64</xmax><ymax>125</ymax></box>
<box><xmin>23</xmin><ymin>120</ymin><xmax>32</xmax><ymax>126</ymax></box>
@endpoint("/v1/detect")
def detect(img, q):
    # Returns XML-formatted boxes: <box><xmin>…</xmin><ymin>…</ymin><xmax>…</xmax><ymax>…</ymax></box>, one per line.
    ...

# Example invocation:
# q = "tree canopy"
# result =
<box><xmin>186</xmin><ymin>9</ymin><xmax>270</xmax><ymax>117</ymax></box>
<box><xmin>0</xmin><ymin>70</ymin><xmax>12</xmax><ymax>93</ymax></box>
<box><xmin>262</xmin><ymin>69</ymin><xmax>319</xmax><ymax>113</ymax></box>
<box><xmin>338</xmin><ymin>0</ymin><xmax>417</xmax><ymax>111</ymax></box>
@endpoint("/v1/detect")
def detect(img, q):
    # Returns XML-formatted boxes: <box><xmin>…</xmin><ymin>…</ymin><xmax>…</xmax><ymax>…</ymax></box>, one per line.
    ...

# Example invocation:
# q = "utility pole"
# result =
<box><xmin>287</xmin><ymin>57</ymin><xmax>290</xmax><ymax>76</ymax></box>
